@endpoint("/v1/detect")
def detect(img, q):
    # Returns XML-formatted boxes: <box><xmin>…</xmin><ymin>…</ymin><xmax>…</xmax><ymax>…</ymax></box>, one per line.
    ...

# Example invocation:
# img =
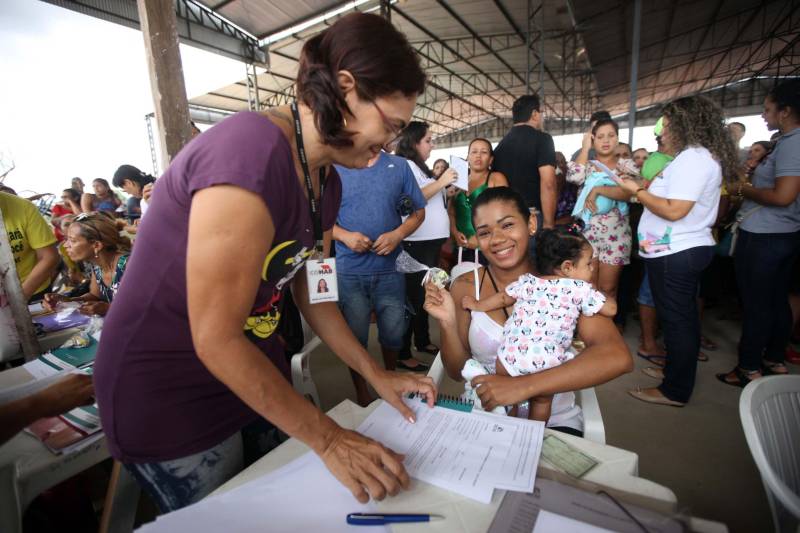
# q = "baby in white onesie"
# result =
<box><xmin>462</xmin><ymin>223</ymin><xmax>617</xmax><ymax>421</ymax></box>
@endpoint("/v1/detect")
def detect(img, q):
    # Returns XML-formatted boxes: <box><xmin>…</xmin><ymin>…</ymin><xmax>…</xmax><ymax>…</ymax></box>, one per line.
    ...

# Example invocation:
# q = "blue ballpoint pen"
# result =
<box><xmin>346</xmin><ymin>513</ymin><xmax>445</xmax><ymax>526</ymax></box>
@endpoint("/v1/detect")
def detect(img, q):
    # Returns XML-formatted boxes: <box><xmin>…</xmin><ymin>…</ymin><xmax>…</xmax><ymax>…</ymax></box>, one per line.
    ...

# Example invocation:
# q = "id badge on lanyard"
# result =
<box><xmin>291</xmin><ymin>101</ymin><xmax>338</xmax><ymax>304</ymax></box>
<box><xmin>306</xmin><ymin>257</ymin><xmax>338</xmax><ymax>304</ymax></box>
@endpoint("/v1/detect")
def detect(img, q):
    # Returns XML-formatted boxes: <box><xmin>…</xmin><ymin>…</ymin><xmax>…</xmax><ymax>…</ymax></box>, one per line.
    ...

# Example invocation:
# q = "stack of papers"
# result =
<box><xmin>26</xmin><ymin>403</ymin><xmax>102</xmax><ymax>454</ymax></box>
<box><xmin>137</xmin><ymin>452</ymin><xmax>386</xmax><ymax>533</ymax></box>
<box><xmin>357</xmin><ymin>399</ymin><xmax>545</xmax><ymax>503</ymax></box>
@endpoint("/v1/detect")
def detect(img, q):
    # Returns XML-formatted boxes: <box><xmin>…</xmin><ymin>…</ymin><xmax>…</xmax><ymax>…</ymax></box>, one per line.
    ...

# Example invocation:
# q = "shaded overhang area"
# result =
<box><xmin>45</xmin><ymin>0</ymin><xmax>799</xmax><ymax>148</ymax></box>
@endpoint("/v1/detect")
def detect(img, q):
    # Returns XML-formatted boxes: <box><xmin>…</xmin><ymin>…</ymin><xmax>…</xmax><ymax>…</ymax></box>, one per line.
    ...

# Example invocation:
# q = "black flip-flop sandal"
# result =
<box><xmin>762</xmin><ymin>360</ymin><xmax>789</xmax><ymax>375</ymax></box>
<box><xmin>637</xmin><ymin>352</ymin><xmax>666</xmax><ymax>367</ymax></box>
<box><xmin>716</xmin><ymin>367</ymin><xmax>758</xmax><ymax>388</ymax></box>
<box><xmin>397</xmin><ymin>359</ymin><xmax>431</xmax><ymax>372</ymax></box>
<box><xmin>700</xmin><ymin>336</ymin><xmax>718</xmax><ymax>351</ymax></box>
<box><xmin>416</xmin><ymin>344</ymin><xmax>439</xmax><ymax>356</ymax></box>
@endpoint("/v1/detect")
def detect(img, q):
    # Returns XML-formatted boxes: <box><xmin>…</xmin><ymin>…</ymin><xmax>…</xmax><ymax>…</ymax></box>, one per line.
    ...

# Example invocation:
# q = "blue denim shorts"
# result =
<box><xmin>337</xmin><ymin>271</ymin><xmax>408</xmax><ymax>350</ymax></box>
<box><xmin>637</xmin><ymin>270</ymin><xmax>655</xmax><ymax>307</ymax></box>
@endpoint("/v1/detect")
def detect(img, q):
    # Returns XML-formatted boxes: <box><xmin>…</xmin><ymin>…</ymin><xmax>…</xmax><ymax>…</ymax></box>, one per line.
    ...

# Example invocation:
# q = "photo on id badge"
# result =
<box><xmin>306</xmin><ymin>258</ymin><xmax>338</xmax><ymax>304</ymax></box>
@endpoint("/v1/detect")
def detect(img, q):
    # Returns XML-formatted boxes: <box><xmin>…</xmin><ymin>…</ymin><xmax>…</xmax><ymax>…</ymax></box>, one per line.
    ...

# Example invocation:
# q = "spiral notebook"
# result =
<box><xmin>409</xmin><ymin>392</ymin><xmax>473</xmax><ymax>412</ymax></box>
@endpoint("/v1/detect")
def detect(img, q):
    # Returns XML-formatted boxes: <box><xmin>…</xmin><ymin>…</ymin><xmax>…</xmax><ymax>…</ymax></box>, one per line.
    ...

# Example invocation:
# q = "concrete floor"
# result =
<box><xmin>307</xmin><ymin>305</ymin><xmax>790</xmax><ymax>532</ymax></box>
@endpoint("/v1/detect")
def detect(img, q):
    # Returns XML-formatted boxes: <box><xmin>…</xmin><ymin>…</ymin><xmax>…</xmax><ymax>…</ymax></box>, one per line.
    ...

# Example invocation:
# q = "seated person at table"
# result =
<box><xmin>461</xmin><ymin>222</ymin><xmax>616</xmax><ymax>421</ymax></box>
<box><xmin>0</xmin><ymin>373</ymin><xmax>93</xmax><ymax>446</ymax></box>
<box><xmin>0</xmin><ymin>192</ymin><xmax>59</xmax><ymax>302</ymax></box>
<box><xmin>43</xmin><ymin>213</ymin><xmax>131</xmax><ymax>316</ymax></box>
<box><xmin>424</xmin><ymin>187</ymin><xmax>632</xmax><ymax>435</ymax></box>
<box><xmin>80</xmin><ymin>178</ymin><xmax>121</xmax><ymax>214</ymax></box>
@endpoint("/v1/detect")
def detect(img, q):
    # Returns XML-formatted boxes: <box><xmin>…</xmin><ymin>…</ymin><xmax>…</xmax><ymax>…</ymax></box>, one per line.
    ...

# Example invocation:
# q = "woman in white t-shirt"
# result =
<box><xmin>617</xmin><ymin>96</ymin><xmax>741</xmax><ymax>407</ymax></box>
<box><xmin>395</xmin><ymin>122</ymin><xmax>458</xmax><ymax>369</ymax></box>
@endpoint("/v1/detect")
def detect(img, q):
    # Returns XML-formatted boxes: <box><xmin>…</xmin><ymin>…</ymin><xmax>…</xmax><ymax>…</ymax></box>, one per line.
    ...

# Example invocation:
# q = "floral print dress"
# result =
<box><xmin>566</xmin><ymin>160</ymin><xmax>633</xmax><ymax>266</ymax></box>
<box><xmin>497</xmin><ymin>274</ymin><xmax>605</xmax><ymax>377</ymax></box>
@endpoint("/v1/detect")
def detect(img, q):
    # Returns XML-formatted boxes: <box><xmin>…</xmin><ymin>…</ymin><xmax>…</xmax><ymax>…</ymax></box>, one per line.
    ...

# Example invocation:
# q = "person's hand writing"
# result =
<box><xmin>42</xmin><ymin>293</ymin><xmax>67</xmax><ymax>312</ymax></box>
<box><xmin>370</xmin><ymin>369</ymin><xmax>437</xmax><ymax>423</ymax></box>
<box><xmin>343</xmin><ymin>230</ymin><xmax>373</xmax><ymax>253</ymax></box>
<box><xmin>423</xmin><ymin>282</ymin><xmax>457</xmax><ymax>326</ymax></box>
<box><xmin>37</xmin><ymin>374</ymin><xmax>94</xmax><ymax>417</ymax></box>
<box><xmin>320</xmin><ymin>426</ymin><xmax>409</xmax><ymax>503</ymax></box>
<box><xmin>471</xmin><ymin>373</ymin><xmax>531</xmax><ymax>411</ymax></box>
<box><xmin>372</xmin><ymin>230</ymin><xmax>401</xmax><ymax>256</ymax></box>
<box><xmin>78</xmin><ymin>301</ymin><xmax>109</xmax><ymax>316</ymax></box>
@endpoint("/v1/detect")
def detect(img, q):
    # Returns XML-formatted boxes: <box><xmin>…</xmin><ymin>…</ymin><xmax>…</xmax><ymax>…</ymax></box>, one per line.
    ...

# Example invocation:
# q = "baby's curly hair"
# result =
<box><xmin>662</xmin><ymin>96</ymin><xmax>742</xmax><ymax>184</ymax></box>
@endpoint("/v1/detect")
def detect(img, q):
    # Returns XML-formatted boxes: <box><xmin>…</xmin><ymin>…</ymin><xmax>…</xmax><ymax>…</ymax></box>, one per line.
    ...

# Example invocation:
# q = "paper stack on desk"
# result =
<box><xmin>137</xmin><ymin>452</ymin><xmax>386</xmax><ymax>533</ymax></box>
<box><xmin>357</xmin><ymin>399</ymin><xmax>545</xmax><ymax>503</ymax></box>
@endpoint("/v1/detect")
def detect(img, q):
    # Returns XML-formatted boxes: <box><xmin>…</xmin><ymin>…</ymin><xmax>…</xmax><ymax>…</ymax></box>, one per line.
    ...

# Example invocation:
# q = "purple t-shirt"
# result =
<box><xmin>94</xmin><ymin>112</ymin><xmax>341</xmax><ymax>463</ymax></box>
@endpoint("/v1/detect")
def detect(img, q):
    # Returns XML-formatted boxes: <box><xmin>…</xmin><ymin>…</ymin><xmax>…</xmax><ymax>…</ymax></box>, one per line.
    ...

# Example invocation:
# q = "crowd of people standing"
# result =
<box><xmin>0</xmin><ymin>11</ymin><xmax>798</xmax><ymax>519</ymax></box>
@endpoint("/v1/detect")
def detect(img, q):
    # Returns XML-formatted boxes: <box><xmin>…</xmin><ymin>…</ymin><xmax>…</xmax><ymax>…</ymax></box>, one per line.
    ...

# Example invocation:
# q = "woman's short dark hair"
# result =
<box><xmin>395</xmin><ymin>121</ymin><xmax>432</xmax><ymax>177</ymax></box>
<box><xmin>433</xmin><ymin>158</ymin><xmax>448</xmax><ymax>169</ymax></box>
<box><xmin>592</xmin><ymin>118</ymin><xmax>619</xmax><ymax>136</ymax></box>
<box><xmin>768</xmin><ymin>78</ymin><xmax>800</xmax><ymax>122</ymax></box>
<box><xmin>112</xmin><ymin>164</ymin><xmax>155</xmax><ymax>189</ymax></box>
<box><xmin>296</xmin><ymin>13</ymin><xmax>426</xmax><ymax>148</ymax></box>
<box><xmin>470</xmin><ymin>186</ymin><xmax>530</xmax><ymax>225</ymax></box>
<box><xmin>535</xmin><ymin>221</ymin><xmax>590</xmax><ymax>276</ymax></box>
<box><xmin>63</xmin><ymin>188</ymin><xmax>81</xmax><ymax>202</ymax></box>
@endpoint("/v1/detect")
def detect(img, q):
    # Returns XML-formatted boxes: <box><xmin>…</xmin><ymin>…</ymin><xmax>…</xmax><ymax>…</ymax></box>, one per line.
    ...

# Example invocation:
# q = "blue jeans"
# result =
<box><xmin>337</xmin><ymin>271</ymin><xmax>408</xmax><ymax>350</ymax></box>
<box><xmin>637</xmin><ymin>270</ymin><xmax>655</xmax><ymax>307</ymax></box>
<box><xmin>644</xmin><ymin>246</ymin><xmax>713</xmax><ymax>403</ymax></box>
<box><xmin>735</xmin><ymin>230</ymin><xmax>800</xmax><ymax>371</ymax></box>
<box><xmin>126</xmin><ymin>432</ymin><xmax>243</xmax><ymax>513</ymax></box>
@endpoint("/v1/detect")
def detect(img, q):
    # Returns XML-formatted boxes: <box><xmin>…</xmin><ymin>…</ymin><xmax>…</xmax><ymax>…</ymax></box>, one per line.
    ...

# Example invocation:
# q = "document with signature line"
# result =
<box><xmin>357</xmin><ymin>399</ymin><xmax>544</xmax><ymax>503</ymax></box>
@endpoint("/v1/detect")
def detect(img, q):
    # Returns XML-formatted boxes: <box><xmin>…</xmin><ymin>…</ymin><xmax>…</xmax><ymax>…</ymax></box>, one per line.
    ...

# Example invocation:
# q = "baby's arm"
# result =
<box><xmin>462</xmin><ymin>291</ymin><xmax>515</xmax><ymax>313</ymax></box>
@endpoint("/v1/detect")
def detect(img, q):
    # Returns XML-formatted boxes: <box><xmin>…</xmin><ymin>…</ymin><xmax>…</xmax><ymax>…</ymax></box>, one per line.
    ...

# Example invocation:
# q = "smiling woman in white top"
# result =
<box><xmin>395</xmin><ymin>122</ymin><xmax>458</xmax><ymax>368</ymax></box>
<box><xmin>617</xmin><ymin>95</ymin><xmax>741</xmax><ymax>407</ymax></box>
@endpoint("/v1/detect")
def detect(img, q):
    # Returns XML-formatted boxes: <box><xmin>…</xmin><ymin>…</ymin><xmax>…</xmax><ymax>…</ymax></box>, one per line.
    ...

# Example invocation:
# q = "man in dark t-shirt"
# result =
<box><xmin>493</xmin><ymin>95</ymin><xmax>557</xmax><ymax>228</ymax></box>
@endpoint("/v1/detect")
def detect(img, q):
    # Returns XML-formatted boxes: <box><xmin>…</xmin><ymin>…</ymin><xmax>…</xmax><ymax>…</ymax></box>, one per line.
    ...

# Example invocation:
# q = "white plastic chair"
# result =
<box><xmin>740</xmin><ymin>375</ymin><xmax>800</xmax><ymax>533</ymax></box>
<box><xmin>290</xmin><ymin>315</ymin><xmax>322</xmax><ymax>407</ymax></box>
<box><xmin>576</xmin><ymin>388</ymin><xmax>606</xmax><ymax>445</ymax></box>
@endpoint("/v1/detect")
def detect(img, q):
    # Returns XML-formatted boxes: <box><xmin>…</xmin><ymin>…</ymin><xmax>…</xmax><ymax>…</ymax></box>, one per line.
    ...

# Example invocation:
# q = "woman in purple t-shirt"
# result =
<box><xmin>93</xmin><ymin>13</ymin><xmax>436</xmax><ymax>512</ymax></box>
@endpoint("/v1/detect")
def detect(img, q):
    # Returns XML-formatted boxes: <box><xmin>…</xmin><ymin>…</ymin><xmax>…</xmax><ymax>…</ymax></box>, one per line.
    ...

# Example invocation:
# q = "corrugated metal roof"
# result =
<box><xmin>181</xmin><ymin>0</ymin><xmax>798</xmax><ymax>143</ymax></box>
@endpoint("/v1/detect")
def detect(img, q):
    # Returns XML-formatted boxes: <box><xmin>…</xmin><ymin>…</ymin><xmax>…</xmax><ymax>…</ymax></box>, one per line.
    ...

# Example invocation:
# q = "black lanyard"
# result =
<box><xmin>290</xmin><ymin>101</ymin><xmax>326</xmax><ymax>256</ymax></box>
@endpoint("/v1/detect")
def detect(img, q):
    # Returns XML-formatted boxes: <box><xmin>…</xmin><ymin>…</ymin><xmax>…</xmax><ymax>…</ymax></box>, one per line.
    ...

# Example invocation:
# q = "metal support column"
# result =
<box><xmin>539</xmin><ymin>2</ymin><xmax>545</xmax><ymax>101</ymax></box>
<box><xmin>145</xmin><ymin>113</ymin><xmax>159</xmax><ymax>176</ymax></box>
<box><xmin>628</xmin><ymin>0</ymin><xmax>642</xmax><ymax>147</ymax></box>
<box><xmin>526</xmin><ymin>0</ymin><xmax>531</xmax><ymax>93</ymax></box>
<box><xmin>246</xmin><ymin>63</ymin><xmax>261</xmax><ymax>111</ymax></box>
